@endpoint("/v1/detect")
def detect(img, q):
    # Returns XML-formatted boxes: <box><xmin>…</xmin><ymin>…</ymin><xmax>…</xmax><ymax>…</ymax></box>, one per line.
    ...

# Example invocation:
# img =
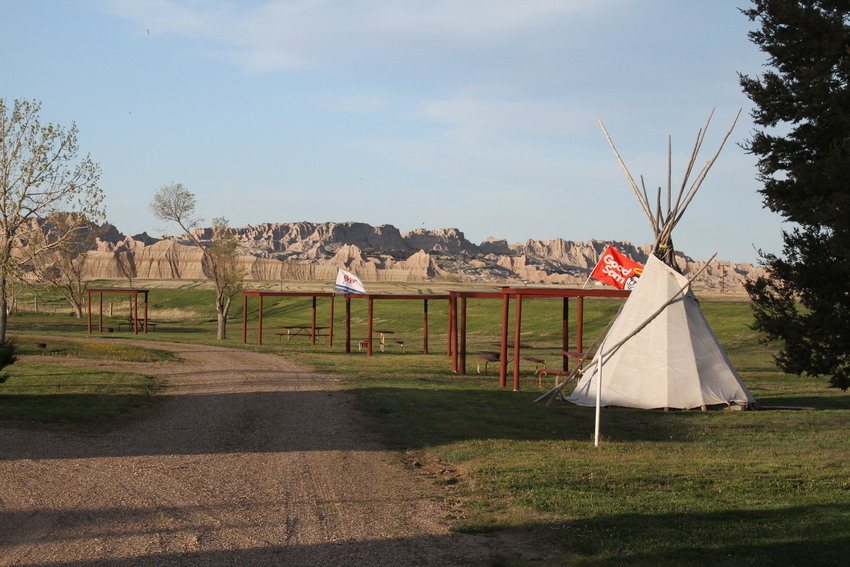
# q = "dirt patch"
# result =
<box><xmin>0</xmin><ymin>339</ymin><xmax>554</xmax><ymax>566</ymax></box>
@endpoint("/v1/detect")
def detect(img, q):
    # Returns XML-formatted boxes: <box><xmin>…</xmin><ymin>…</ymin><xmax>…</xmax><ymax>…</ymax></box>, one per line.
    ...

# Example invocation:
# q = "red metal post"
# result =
<box><xmin>87</xmin><ymin>291</ymin><xmax>92</xmax><ymax>334</ymax></box>
<box><xmin>258</xmin><ymin>295</ymin><xmax>264</xmax><ymax>345</ymax></box>
<box><xmin>329</xmin><ymin>295</ymin><xmax>334</xmax><ymax>347</ymax></box>
<box><xmin>562</xmin><ymin>298</ymin><xmax>569</xmax><ymax>371</ymax></box>
<box><xmin>242</xmin><ymin>294</ymin><xmax>248</xmax><ymax>343</ymax></box>
<box><xmin>513</xmin><ymin>294</ymin><xmax>523</xmax><ymax>391</ymax></box>
<box><xmin>499</xmin><ymin>293</ymin><xmax>509</xmax><ymax>388</ymax></box>
<box><xmin>446</xmin><ymin>293</ymin><xmax>457</xmax><ymax>372</ymax></box>
<box><xmin>345</xmin><ymin>296</ymin><xmax>352</xmax><ymax>353</ymax></box>
<box><xmin>422</xmin><ymin>299</ymin><xmax>429</xmax><ymax>355</ymax></box>
<box><xmin>144</xmin><ymin>291</ymin><xmax>149</xmax><ymax>333</ymax></box>
<box><xmin>311</xmin><ymin>296</ymin><xmax>318</xmax><ymax>345</ymax></box>
<box><xmin>367</xmin><ymin>296</ymin><xmax>374</xmax><ymax>356</ymax></box>
<box><xmin>459</xmin><ymin>297</ymin><xmax>467</xmax><ymax>375</ymax></box>
<box><xmin>576</xmin><ymin>296</ymin><xmax>584</xmax><ymax>355</ymax></box>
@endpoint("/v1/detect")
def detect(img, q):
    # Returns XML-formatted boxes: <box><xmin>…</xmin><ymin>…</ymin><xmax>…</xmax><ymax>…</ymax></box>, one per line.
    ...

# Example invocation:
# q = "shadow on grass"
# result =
<box><xmin>758</xmin><ymin>395</ymin><xmax>850</xmax><ymax>410</ymax></box>
<box><xmin>0</xmin><ymin>385</ymin><xmax>712</xmax><ymax>461</ymax></box>
<box><xmin>523</xmin><ymin>503</ymin><xmax>850</xmax><ymax>567</ymax></box>
<box><xmin>0</xmin><ymin>393</ymin><xmax>155</xmax><ymax>425</ymax></box>
<box><xmin>8</xmin><ymin>320</ymin><xmax>89</xmax><ymax>333</ymax></box>
<box><xmin>348</xmin><ymin>386</ymin><xmax>730</xmax><ymax>448</ymax></box>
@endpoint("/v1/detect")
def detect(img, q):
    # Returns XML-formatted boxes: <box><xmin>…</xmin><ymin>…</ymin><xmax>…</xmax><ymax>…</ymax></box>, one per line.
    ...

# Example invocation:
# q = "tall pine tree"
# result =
<box><xmin>740</xmin><ymin>1</ymin><xmax>850</xmax><ymax>389</ymax></box>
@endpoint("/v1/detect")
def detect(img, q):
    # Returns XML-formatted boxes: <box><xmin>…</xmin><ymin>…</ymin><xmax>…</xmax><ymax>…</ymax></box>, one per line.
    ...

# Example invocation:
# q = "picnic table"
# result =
<box><xmin>478</xmin><ymin>343</ymin><xmax>542</xmax><ymax>375</ymax></box>
<box><xmin>359</xmin><ymin>329</ymin><xmax>404</xmax><ymax>353</ymax></box>
<box><xmin>117</xmin><ymin>318</ymin><xmax>157</xmax><ymax>332</ymax></box>
<box><xmin>534</xmin><ymin>351</ymin><xmax>594</xmax><ymax>388</ymax></box>
<box><xmin>490</xmin><ymin>342</ymin><xmax>534</xmax><ymax>350</ymax></box>
<box><xmin>276</xmin><ymin>325</ymin><xmax>329</xmax><ymax>342</ymax></box>
<box><xmin>562</xmin><ymin>350</ymin><xmax>593</xmax><ymax>367</ymax></box>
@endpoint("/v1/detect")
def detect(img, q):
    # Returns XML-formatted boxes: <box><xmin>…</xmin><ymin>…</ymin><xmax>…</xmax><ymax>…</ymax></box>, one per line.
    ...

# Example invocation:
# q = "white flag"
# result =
<box><xmin>335</xmin><ymin>268</ymin><xmax>366</xmax><ymax>294</ymax></box>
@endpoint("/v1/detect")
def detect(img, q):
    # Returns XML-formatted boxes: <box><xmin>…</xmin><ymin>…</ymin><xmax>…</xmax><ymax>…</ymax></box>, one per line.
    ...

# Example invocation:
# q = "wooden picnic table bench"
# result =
<box><xmin>534</xmin><ymin>352</ymin><xmax>594</xmax><ymax>388</ymax></box>
<box><xmin>275</xmin><ymin>325</ymin><xmax>329</xmax><ymax>342</ymax></box>
<box><xmin>477</xmin><ymin>352</ymin><xmax>501</xmax><ymax>374</ymax></box>
<box><xmin>478</xmin><ymin>346</ymin><xmax>543</xmax><ymax>375</ymax></box>
<box><xmin>117</xmin><ymin>318</ymin><xmax>157</xmax><ymax>332</ymax></box>
<box><xmin>359</xmin><ymin>330</ymin><xmax>404</xmax><ymax>353</ymax></box>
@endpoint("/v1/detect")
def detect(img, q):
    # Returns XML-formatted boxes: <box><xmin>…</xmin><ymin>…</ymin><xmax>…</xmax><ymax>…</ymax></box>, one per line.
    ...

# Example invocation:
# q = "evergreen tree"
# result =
<box><xmin>739</xmin><ymin>1</ymin><xmax>850</xmax><ymax>389</ymax></box>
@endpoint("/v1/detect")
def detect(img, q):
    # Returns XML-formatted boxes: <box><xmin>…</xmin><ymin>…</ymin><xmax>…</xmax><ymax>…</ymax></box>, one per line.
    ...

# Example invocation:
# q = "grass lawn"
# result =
<box><xmin>0</xmin><ymin>361</ymin><xmax>161</xmax><ymax>426</ymax></box>
<box><xmin>1</xmin><ymin>335</ymin><xmax>176</xmax><ymax>426</ymax></box>
<box><xmin>4</xmin><ymin>282</ymin><xmax>850</xmax><ymax>565</ymax></box>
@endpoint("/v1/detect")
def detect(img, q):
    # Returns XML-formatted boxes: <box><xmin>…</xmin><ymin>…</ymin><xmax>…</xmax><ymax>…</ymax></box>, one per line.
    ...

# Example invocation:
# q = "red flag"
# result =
<box><xmin>590</xmin><ymin>246</ymin><xmax>644</xmax><ymax>290</ymax></box>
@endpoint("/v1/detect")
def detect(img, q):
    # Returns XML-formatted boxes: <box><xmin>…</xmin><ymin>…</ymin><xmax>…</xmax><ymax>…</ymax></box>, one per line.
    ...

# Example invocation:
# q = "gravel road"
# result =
<box><xmin>0</xmin><ymin>340</ymin><xmax>530</xmax><ymax>566</ymax></box>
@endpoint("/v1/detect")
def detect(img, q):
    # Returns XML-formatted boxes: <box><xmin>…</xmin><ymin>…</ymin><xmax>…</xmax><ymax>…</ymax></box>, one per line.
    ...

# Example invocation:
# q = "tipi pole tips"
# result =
<box><xmin>599</xmin><ymin>110</ymin><xmax>740</xmax><ymax>268</ymax></box>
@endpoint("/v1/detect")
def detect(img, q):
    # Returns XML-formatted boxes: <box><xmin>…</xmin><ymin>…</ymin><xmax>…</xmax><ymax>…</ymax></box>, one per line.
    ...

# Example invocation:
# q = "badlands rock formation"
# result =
<box><xmin>84</xmin><ymin>221</ymin><xmax>762</xmax><ymax>290</ymax></box>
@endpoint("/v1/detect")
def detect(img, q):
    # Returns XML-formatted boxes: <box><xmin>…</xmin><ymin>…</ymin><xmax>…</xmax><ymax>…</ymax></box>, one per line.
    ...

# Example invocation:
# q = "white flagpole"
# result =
<box><xmin>583</xmin><ymin>249</ymin><xmax>606</xmax><ymax>289</ymax></box>
<box><xmin>594</xmin><ymin>347</ymin><xmax>604</xmax><ymax>447</ymax></box>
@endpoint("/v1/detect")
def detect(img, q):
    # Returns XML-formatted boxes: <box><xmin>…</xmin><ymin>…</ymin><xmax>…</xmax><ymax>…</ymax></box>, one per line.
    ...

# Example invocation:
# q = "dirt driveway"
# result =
<box><xmin>0</xmin><ymin>340</ymin><xmax>526</xmax><ymax>566</ymax></box>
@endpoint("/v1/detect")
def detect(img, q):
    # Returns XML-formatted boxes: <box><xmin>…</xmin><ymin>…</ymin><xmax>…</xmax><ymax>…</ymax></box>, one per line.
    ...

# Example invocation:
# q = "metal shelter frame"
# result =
<box><xmin>343</xmin><ymin>293</ymin><xmax>451</xmax><ymax>355</ymax></box>
<box><xmin>87</xmin><ymin>288</ymin><xmax>150</xmax><ymax>334</ymax></box>
<box><xmin>449</xmin><ymin>287</ymin><xmax>630</xmax><ymax>391</ymax></box>
<box><xmin>239</xmin><ymin>287</ymin><xmax>630</xmax><ymax>393</ymax></box>
<box><xmin>241</xmin><ymin>292</ymin><xmax>336</xmax><ymax>346</ymax></box>
<box><xmin>240</xmin><ymin>291</ymin><xmax>453</xmax><ymax>355</ymax></box>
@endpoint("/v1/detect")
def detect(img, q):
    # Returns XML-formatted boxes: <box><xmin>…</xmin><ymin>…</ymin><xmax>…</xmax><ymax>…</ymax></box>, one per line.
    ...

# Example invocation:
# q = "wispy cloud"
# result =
<box><xmin>423</xmin><ymin>91</ymin><xmax>595</xmax><ymax>142</ymax></box>
<box><xmin>104</xmin><ymin>0</ymin><xmax>604</xmax><ymax>73</ymax></box>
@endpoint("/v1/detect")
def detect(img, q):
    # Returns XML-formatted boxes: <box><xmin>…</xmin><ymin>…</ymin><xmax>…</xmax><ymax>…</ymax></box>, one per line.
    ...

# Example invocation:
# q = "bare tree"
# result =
<box><xmin>114</xmin><ymin>250</ymin><xmax>136</xmax><ymax>288</ymax></box>
<box><xmin>0</xmin><ymin>98</ymin><xmax>104</xmax><ymax>343</ymax></box>
<box><xmin>26</xmin><ymin>216</ymin><xmax>102</xmax><ymax>318</ymax></box>
<box><xmin>151</xmin><ymin>183</ymin><xmax>244</xmax><ymax>339</ymax></box>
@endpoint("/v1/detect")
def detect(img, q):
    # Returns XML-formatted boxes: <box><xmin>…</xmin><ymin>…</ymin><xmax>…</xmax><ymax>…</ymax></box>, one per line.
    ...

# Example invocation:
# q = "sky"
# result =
<box><xmin>2</xmin><ymin>0</ymin><xmax>782</xmax><ymax>264</ymax></box>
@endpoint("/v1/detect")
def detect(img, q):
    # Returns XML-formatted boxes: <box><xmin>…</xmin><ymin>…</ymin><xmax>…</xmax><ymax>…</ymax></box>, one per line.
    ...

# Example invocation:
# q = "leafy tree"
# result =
<box><xmin>739</xmin><ymin>1</ymin><xmax>850</xmax><ymax>389</ymax></box>
<box><xmin>0</xmin><ymin>98</ymin><xmax>104</xmax><ymax>343</ymax></box>
<box><xmin>150</xmin><ymin>183</ymin><xmax>245</xmax><ymax>340</ymax></box>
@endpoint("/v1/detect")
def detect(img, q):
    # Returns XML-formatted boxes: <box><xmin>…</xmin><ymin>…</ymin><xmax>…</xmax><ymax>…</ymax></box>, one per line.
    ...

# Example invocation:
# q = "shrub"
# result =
<box><xmin>0</xmin><ymin>339</ymin><xmax>18</xmax><ymax>384</ymax></box>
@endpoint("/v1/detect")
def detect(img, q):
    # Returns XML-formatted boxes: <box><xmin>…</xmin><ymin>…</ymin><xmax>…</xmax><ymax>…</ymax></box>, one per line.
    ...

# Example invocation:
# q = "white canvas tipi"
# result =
<box><xmin>557</xmin><ymin>110</ymin><xmax>757</xmax><ymax>412</ymax></box>
<box><xmin>567</xmin><ymin>254</ymin><xmax>755</xmax><ymax>410</ymax></box>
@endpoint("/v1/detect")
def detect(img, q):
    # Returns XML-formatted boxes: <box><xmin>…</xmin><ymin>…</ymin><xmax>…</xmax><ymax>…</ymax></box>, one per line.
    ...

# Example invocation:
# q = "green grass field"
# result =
<box><xmin>4</xmin><ymin>281</ymin><xmax>850</xmax><ymax>565</ymax></box>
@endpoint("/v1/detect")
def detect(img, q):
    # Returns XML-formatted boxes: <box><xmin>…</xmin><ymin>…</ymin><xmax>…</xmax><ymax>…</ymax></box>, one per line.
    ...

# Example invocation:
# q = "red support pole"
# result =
<box><xmin>258</xmin><ymin>295</ymin><xmax>264</xmax><ymax>345</ymax></box>
<box><xmin>562</xmin><ymin>298</ymin><xmax>569</xmax><ymax>371</ymax></box>
<box><xmin>449</xmin><ymin>294</ymin><xmax>457</xmax><ymax>370</ymax></box>
<box><xmin>242</xmin><ymin>294</ymin><xmax>248</xmax><ymax>343</ymax></box>
<box><xmin>513</xmin><ymin>294</ymin><xmax>523</xmax><ymax>391</ymax></box>
<box><xmin>329</xmin><ymin>295</ymin><xmax>334</xmax><ymax>347</ymax></box>
<box><xmin>422</xmin><ymin>299</ymin><xmax>429</xmax><ymax>355</ymax></box>
<box><xmin>86</xmin><ymin>291</ymin><xmax>92</xmax><ymax>334</ymax></box>
<box><xmin>133</xmin><ymin>292</ymin><xmax>139</xmax><ymax>335</ymax></box>
<box><xmin>577</xmin><ymin>296</ymin><xmax>584</xmax><ymax>355</ymax></box>
<box><xmin>311</xmin><ymin>296</ymin><xmax>317</xmax><ymax>345</ymax></box>
<box><xmin>459</xmin><ymin>297</ymin><xmax>467</xmax><ymax>375</ymax></box>
<box><xmin>499</xmin><ymin>293</ymin><xmax>509</xmax><ymax>388</ymax></box>
<box><xmin>144</xmin><ymin>291</ymin><xmax>149</xmax><ymax>333</ymax></box>
<box><xmin>367</xmin><ymin>296</ymin><xmax>374</xmax><ymax>356</ymax></box>
<box><xmin>345</xmin><ymin>296</ymin><xmax>352</xmax><ymax>353</ymax></box>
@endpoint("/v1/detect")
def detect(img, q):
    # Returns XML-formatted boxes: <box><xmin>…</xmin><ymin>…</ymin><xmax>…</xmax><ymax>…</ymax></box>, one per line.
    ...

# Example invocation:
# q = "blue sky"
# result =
<box><xmin>3</xmin><ymin>0</ymin><xmax>780</xmax><ymax>263</ymax></box>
